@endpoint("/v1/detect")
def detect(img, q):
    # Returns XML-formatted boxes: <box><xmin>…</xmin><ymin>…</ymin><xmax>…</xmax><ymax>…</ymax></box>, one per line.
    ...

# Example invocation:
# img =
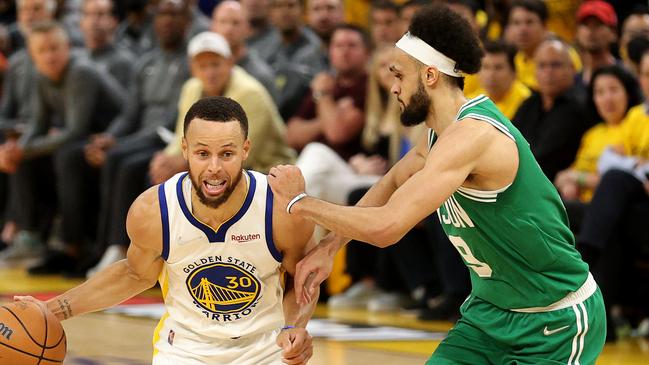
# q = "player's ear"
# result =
<box><xmin>423</xmin><ymin>66</ymin><xmax>440</xmax><ymax>87</ymax></box>
<box><xmin>181</xmin><ymin>137</ymin><xmax>188</xmax><ymax>160</ymax></box>
<box><xmin>242</xmin><ymin>139</ymin><xmax>250</xmax><ymax>161</ymax></box>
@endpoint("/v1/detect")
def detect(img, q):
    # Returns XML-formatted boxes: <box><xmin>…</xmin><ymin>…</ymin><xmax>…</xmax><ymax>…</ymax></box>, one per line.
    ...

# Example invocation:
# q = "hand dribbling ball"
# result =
<box><xmin>0</xmin><ymin>300</ymin><xmax>66</xmax><ymax>364</ymax></box>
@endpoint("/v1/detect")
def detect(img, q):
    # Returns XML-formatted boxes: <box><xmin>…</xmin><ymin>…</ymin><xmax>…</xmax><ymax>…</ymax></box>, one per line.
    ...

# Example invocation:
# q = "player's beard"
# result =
<box><xmin>189</xmin><ymin>166</ymin><xmax>243</xmax><ymax>209</ymax></box>
<box><xmin>400</xmin><ymin>80</ymin><xmax>431</xmax><ymax>126</ymax></box>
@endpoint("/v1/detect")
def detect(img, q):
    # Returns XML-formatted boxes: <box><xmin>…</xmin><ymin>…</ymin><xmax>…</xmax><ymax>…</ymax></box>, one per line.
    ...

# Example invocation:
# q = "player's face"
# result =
<box><xmin>389</xmin><ymin>50</ymin><xmax>431</xmax><ymax>126</ymax></box>
<box><xmin>183</xmin><ymin>119</ymin><xmax>250</xmax><ymax>209</ymax></box>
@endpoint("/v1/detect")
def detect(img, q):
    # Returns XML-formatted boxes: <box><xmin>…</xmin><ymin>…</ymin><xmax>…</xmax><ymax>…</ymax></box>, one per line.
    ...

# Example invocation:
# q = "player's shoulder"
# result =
<box><xmin>443</xmin><ymin>117</ymin><xmax>499</xmax><ymax>142</ymax></box>
<box><xmin>126</xmin><ymin>186</ymin><xmax>162</xmax><ymax>240</ymax></box>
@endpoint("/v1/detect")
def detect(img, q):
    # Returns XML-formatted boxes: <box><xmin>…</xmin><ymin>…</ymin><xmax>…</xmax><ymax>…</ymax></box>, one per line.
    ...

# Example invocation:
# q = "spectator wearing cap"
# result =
<box><xmin>28</xmin><ymin>0</ymin><xmax>192</xmax><ymax>277</ymax></box>
<box><xmin>210</xmin><ymin>0</ymin><xmax>278</xmax><ymax>101</ymax></box>
<box><xmin>575</xmin><ymin>0</ymin><xmax>619</xmax><ymax>86</ymax></box>
<box><xmin>149</xmin><ymin>31</ymin><xmax>294</xmax><ymax>184</ymax></box>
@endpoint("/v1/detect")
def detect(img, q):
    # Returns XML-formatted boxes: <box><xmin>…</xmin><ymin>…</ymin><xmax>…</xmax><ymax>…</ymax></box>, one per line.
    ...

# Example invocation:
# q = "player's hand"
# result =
<box><xmin>276</xmin><ymin>327</ymin><xmax>313</xmax><ymax>365</ymax></box>
<box><xmin>13</xmin><ymin>295</ymin><xmax>53</xmax><ymax>318</ymax></box>
<box><xmin>268</xmin><ymin>165</ymin><xmax>306</xmax><ymax>212</ymax></box>
<box><xmin>294</xmin><ymin>234</ymin><xmax>339</xmax><ymax>305</ymax></box>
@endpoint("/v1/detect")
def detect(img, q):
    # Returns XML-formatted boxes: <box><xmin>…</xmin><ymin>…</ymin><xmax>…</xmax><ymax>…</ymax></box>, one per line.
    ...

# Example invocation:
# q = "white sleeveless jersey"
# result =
<box><xmin>154</xmin><ymin>170</ymin><xmax>285</xmax><ymax>345</ymax></box>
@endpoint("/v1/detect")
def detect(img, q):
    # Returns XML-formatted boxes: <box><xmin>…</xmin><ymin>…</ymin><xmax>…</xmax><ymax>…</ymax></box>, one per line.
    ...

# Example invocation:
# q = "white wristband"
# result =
<box><xmin>287</xmin><ymin>193</ymin><xmax>308</xmax><ymax>214</ymax></box>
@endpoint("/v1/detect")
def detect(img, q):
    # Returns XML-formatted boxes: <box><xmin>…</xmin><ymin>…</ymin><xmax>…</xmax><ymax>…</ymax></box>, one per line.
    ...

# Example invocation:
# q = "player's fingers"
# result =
<box><xmin>13</xmin><ymin>295</ymin><xmax>37</xmax><ymax>302</ymax></box>
<box><xmin>275</xmin><ymin>331</ymin><xmax>290</xmax><ymax>349</ymax></box>
<box><xmin>282</xmin><ymin>343</ymin><xmax>313</xmax><ymax>365</ymax></box>
<box><xmin>294</xmin><ymin>262</ymin><xmax>311</xmax><ymax>304</ymax></box>
<box><xmin>301</xmin><ymin>272</ymin><xmax>316</xmax><ymax>304</ymax></box>
<box><xmin>283</xmin><ymin>331</ymin><xmax>307</xmax><ymax>357</ymax></box>
<box><xmin>309</xmin><ymin>270</ymin><xmax>328</xmax><ymax>295</ymax></box>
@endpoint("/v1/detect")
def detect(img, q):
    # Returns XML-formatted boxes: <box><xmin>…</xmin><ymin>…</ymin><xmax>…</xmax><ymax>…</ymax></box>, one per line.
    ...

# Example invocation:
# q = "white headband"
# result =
<box><xmin>395</xmin><ymin>32</ymin><xmax>462</xmax><ymax>77</ymax></box>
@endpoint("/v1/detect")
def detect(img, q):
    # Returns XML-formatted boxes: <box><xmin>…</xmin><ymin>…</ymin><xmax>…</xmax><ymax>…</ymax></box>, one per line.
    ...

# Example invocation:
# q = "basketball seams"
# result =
<box><xmin>0</xmin><ymin>304</ymin><xmax>66</xmax><ymax>363</ymax></box>
<box><xmin>37</xmin><ymin>302</ymin><xmax>49</xmax><ymax>365</ymax></box>
<box><xmin>0</xmin><ymin>340</ymin><xmax>63</xmax><ymax>362</ymax></box>
<box><xmin>1</xmin><ymin>305</ymin><xmax>46</xmax><ymax>347</ymax></box>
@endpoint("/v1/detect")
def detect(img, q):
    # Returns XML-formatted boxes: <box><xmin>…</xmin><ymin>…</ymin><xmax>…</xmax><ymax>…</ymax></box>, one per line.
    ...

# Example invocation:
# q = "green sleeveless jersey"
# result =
<box><xmin>432</xmin><ymin>95</ymin><xmax>589</xmax><ymax>309</ymax></box>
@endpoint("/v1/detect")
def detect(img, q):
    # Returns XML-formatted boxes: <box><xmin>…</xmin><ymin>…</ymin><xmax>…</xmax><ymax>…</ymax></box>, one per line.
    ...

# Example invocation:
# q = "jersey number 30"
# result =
<box><xmin>449</xmin><ymin>235</ymin><xmax>493</xmax><ymax>278</ymax></box>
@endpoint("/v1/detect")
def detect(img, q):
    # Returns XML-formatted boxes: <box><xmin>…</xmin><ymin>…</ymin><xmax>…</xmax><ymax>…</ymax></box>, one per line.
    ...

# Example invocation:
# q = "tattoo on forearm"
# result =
<box><xmin>57</xmin><ymin>299</ymin><xmax>72</xmax><ymax>319</ymax></box>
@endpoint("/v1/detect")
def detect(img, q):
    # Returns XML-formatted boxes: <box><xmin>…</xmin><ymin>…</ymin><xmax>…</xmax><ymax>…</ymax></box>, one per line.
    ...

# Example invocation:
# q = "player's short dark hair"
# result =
<box><xmin>332</xmin><ymin>23</ymin><xmax>371</xmax><ymax>49</ymax></box>
<box><xmin>509</xmin><ymin>0</ymin><xmax>548</xmax><ymax>24</ymax></box>
<box><xmin>408</xmin><ymin>4</ymin><xmax>484</xmax><ymax>89</ymax></box>
<box><xmin>184</xmin><ymin>97</ymin><xmax>249</xmax><ymax>138</ymax></box>
<box><xmin>588</xmin><ymin>65</ymin><xmax>642</xmax><ymax>121</ymax></box>
<box><xmin>483</xmin><ymin>41</ymin><xmax>517</xmax><ymax>71</ymax></box>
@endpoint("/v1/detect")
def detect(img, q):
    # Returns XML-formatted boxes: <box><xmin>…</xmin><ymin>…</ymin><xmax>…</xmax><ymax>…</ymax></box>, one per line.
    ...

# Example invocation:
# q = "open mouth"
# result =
<box><xmin>203</xmin><ymin>179</ymin><xmax>227</xmax><ymax>196</ymax></box>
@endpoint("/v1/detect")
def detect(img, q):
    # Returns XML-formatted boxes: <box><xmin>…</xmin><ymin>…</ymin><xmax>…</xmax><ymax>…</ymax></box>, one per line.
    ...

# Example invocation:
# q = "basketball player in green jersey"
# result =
<box><xmin>268</xmin><ymin>4</ymin><xmax>606</xmax><ymax>364</ymax></box>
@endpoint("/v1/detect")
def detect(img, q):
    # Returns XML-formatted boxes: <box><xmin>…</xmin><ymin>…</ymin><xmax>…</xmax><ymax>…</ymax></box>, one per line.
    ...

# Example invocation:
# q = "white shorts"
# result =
<box><xmin>152</xmin><ymin>325</ymin><xmax>282</xmax><ymax>365</ymax></box>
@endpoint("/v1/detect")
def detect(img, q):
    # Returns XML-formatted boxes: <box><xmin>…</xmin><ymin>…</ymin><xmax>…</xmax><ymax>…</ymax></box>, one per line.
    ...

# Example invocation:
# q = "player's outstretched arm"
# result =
<box><xmin>273</xmin><ymin>202</ymin><xmax>318</xmax><ymax>365</ymax></box>
<box><xmin>279</xmin><ymin>132</ymin><xmax>430</xmax><ymax>304</ymax></box>
<box><xmin>16</xmin><ymin>187</ymin><xmax>165</xmax><ymax>321</ymax></box>
<box><xmin>271</xmin><ymin>120</ymin><xmax>497</xmax><ymax>247</ymax></box>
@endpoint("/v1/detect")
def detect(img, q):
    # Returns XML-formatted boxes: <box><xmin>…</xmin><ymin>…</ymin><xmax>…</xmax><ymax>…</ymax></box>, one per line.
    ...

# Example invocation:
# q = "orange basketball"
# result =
<box><xmin>0</xmin><ymin>301</ymin><xmax>66</xmax><ymax>365</ymax></box>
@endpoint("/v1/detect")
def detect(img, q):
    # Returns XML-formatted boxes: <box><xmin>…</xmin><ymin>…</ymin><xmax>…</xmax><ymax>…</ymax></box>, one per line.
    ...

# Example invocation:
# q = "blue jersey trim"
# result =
<box><xmin>265</xmin><ymin>184</ymin><xmax>283</xmax><ymax>263</ymax></box>
<box><xmin>158</xmin><ymin>182</ymin><xmax>170</xmax><ymax>261</ymax></box>
<box><xmin>175</xmin><ymin>171</ymin><xmax>257</xmax><ymax>242</ymax></box>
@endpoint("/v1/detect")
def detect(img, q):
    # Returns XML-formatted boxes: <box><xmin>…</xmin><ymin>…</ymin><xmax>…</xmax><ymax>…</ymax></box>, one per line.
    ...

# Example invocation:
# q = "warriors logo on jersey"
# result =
<box><xmin>186</xmin><ymin>260</ymin><xmax>261</xmax><ymax>316</ymax></box>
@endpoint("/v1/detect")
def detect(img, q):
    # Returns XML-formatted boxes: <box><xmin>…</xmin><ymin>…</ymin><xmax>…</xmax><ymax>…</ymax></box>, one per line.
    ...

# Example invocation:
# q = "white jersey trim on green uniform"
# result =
<box><xmin>455</xmin><ymin>94</ymin><xmax>488</xmax><ymax>120</ymax></box>
<box><xmin>460</xmin><ymin>113</ymin><xmax>515</xmax><ymax>141</ymax></box>
<box><xmin>511</xmin><ymin>273</ymin><xmax>596</xmax><ymax>313</ymax></box>
<box><xmin>568</xmin><ymin>301</ymin><xmax>589</xmax><ymax>365</ymax></box>
<box><xmin>455</xmin><ymin>184</ymin><xmax>512</xmax><ymax>203</ymax></box>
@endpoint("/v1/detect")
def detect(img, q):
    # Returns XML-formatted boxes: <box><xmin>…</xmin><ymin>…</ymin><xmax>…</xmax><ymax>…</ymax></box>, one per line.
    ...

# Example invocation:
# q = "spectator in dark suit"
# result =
<box><xmin>513</xmin><ymin>39</ymin><xmax>591</xmax><ymax>182</ymax></box>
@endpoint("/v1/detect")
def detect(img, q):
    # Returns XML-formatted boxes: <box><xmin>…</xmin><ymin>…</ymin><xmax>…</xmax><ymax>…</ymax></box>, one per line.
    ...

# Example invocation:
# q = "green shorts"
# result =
<box><xmin>426</xmin><ymin>288</ymin><xmax>606</xmax><ymax>365</ymax></box>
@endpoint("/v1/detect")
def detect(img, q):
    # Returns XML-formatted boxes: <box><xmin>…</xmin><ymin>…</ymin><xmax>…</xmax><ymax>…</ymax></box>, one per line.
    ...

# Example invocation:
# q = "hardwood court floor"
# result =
<box><xmin>2</xmin><ymin>267</ymin><xmax>649</xmax><ymax>364</ymax></box>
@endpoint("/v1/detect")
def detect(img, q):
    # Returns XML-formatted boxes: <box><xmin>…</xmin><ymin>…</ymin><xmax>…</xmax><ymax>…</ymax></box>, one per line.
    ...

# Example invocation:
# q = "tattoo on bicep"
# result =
<box><xmin>57</xmin><ymin>298</ymin><xmax>72</xmax><ymax>319</ymax></box>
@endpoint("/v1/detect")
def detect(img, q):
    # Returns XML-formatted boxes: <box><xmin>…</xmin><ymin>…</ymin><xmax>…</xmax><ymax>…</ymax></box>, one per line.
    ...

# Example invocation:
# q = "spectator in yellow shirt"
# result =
<box><xmin>507</xmin><ymin>0</ymin><xmax>581</xmax><ymax>90</ymax></box>
<box><xmin>576</xmin><ymin>53</ymin><xmax>649</xmax><ymax>343</ymax></box>
<box><xmin>555</xmin><ymin>65</ymin><xmax>642</xmax><ymax>203</ymax></box>
<box><xmin>468</xmin><ymin>41</ymin><xmax>531</xmax><ymax>119</ymax></box>
<box><xmin>149</xmin><ymin>31</ymin><xmax>295</xmax><ymax>184</ymax></box>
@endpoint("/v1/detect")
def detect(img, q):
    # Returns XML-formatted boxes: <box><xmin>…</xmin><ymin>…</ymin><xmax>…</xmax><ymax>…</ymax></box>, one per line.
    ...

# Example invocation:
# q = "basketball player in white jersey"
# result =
<box><xmin>16</xmin><ymin>97</ymin><xmax>318</xmax><ymax>365</ymax></box>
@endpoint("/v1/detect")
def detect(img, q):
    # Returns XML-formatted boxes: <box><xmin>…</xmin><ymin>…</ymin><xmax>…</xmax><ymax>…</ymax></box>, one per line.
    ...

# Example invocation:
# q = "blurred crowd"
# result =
<box><xmin>0</xmin><ymin>0</ymin><xmax>647</xmax><ymax>343</ymax></box>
